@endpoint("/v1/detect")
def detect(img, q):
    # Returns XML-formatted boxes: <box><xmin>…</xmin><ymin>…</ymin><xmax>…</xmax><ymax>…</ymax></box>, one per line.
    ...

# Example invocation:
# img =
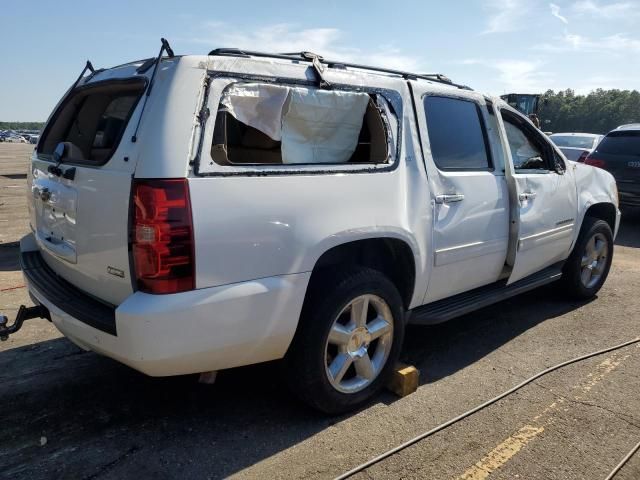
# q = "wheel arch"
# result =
<box><xmin>584</xmin><ymin>202</ymin><xmax>616</xmax><ymax>233</ymax></box>
<box><xmin>306</xmin><ymin>236</ymin><xmax>418</xmax><ymax>310</ymax></box>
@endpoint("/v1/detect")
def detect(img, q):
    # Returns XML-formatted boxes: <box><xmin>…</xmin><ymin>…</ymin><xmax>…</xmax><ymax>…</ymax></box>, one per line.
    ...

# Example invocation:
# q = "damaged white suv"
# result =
<box><xmin>9</xmin><ymin>42</ymin><xmax>619</xmax><ymax>413</ymax></box>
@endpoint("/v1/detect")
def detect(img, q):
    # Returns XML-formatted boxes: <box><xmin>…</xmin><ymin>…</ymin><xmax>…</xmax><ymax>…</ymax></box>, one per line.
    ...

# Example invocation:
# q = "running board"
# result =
<box><xmin>409</xmin><ymin>264</ymin><xmax>564</xmax><ymax>325</ymax></box>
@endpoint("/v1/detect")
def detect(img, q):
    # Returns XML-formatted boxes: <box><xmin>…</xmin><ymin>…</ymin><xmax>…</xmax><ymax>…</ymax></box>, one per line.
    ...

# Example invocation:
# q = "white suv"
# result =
<box><xmin>13</xmin><ymin>44</ymin><xmax>620</xmax><ymax>413</ymax></box>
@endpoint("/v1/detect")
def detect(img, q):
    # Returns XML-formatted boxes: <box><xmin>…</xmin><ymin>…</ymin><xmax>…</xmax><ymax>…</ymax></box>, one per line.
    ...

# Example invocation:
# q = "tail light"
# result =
<box><xmin>577</xmin><ymin>151</ymin><xmax>589</xmax><ymax>163</ymax></box>
<box><xmin>584</xmin><ymin>157</ymin><xmax>606</xmax><ymax>169</ymax></box>
<box><xmin>132</xmin><ymin>179</ymin><xmax>195</xmax><ymax>294</ymax></box>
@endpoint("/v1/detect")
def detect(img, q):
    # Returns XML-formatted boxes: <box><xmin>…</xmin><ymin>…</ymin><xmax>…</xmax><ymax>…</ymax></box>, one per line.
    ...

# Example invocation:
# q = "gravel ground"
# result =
<box><xmin>0</xmin><ymin>143</ymin><xmax>638</xmax><ymax>480</ymax></box>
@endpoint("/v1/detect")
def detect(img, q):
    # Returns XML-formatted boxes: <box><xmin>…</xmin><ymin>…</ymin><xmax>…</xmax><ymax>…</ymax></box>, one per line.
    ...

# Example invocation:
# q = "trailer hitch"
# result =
<box><xmin>0</xmin><ymin>305</ymin><xmax>50</xmax><ymax>341</ymax></box>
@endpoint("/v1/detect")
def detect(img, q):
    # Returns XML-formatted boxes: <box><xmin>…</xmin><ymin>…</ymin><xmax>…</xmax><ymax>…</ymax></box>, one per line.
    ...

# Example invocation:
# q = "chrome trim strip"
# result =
<box><xmin>518</xmin><ymin>224</ymin><xmax>574</xmax><ymax>252</ymax></box>
<box><xmin>435</xmin><ymin>237</ymin><xmax>508</xmax><ymax>266</ymax></box>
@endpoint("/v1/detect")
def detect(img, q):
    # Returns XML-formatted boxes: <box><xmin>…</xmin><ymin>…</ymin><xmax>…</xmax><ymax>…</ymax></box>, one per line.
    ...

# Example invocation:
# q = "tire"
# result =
<box><xmin>561</xmin><ymin>217</ymin><xmax>614</xmax><ymax>299</ymax></box>
<box><xmin>284</xmin><ymin>267</ymin><xmax>405</xmax><ymax>414</ymax></box>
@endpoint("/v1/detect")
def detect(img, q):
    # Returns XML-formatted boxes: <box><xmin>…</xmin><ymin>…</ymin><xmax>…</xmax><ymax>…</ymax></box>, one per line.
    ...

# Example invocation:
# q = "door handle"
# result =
<box><xmin>435</xmin><ymin>193</ymin><xmax>465</xmax><ymax>204</ymax></box>
<box><xmin>519</xmin><ymin>191</ymin><xmax>537</xmax><ymax>201</ymax></box>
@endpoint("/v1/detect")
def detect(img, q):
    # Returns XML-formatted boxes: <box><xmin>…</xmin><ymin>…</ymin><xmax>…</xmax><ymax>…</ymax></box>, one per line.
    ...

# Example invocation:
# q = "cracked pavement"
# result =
<box><xmin>1</xmin><ymin>143</ymin><xmax>639</xmax><ymax>479</ymax></box>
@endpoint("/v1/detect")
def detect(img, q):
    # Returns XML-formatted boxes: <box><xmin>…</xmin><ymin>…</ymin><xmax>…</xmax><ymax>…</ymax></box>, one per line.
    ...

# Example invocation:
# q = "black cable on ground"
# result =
<box><xmin>334</xmin><ymin>337</ymin><xmax>640</xmax><ymax>480</ymax></box>
<box><xmin>604</xmin><ymin>440</ymin><xmax>640</xmax><ymax>480</ymax></box>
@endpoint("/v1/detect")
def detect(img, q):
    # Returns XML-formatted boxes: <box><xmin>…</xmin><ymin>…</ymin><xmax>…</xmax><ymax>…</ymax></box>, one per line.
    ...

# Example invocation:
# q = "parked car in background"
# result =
<box><xmin>585</xmin><ymin>124</ymin><xmax>640</xmax><ymax>207</ymax></box>
<box><xmin>550</xmin><ymin>132</ymin><xmax>603</xmax><ymax>162</ymax></box>
<box><xmin>9</xmin><ymin>48</ymin><xmax>620</xmax><ymax>414</ymax></box>
<box><xmin>5</xmin><ymin>135</ymin><xmax>27</xmax><ymax>143</ymax></box>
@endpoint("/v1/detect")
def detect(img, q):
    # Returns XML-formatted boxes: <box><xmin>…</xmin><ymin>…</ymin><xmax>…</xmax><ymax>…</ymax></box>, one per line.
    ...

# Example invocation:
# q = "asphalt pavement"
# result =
<box><xmin>1</xmin><ymin>143</ymin><xmax>638</xmax><ymax>480</ymax></box>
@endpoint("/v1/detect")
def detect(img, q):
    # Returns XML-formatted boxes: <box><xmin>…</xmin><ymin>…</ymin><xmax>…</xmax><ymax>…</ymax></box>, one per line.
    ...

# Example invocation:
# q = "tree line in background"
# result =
<box><xmin>539</xmin><ymin>89</ymin><xmax>640</xmax><ymax>134</ymax></box>
<box><xmin>0</xmin><ymin>122</ymin><xmax>45</xmax><ymax>131</ymax></box>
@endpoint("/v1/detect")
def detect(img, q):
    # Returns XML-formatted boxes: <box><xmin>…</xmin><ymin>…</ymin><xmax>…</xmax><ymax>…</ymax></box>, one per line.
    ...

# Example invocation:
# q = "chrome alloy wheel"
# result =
<box><xmin>580</xmin><ymin>232</ymin><xmax>609</xmax><ymax>289</ymax></box>
<box><xmin>324</xmin><ymin>294</ymin><xmax>394</xmax><ymax>394</ymax></box>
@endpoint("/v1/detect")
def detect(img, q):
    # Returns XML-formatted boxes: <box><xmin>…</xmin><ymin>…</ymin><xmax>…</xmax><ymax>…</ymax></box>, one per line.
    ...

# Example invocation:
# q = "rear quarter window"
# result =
<box><xmin>38</xmin><ymin>79</ymin><xmax>146</xmax><ymax>165</ymax></box>
<box><xmin>209</xmin><ymin>82</ymin><xmax>395</xmax><ymax>168</ymax></box>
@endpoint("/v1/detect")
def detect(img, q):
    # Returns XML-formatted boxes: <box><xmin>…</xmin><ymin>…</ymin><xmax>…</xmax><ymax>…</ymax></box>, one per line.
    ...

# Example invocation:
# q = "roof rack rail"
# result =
<box><xmin>207</xmin><ymin>48</ymin><xmax>472</xmax><ymax>90</ymax></box>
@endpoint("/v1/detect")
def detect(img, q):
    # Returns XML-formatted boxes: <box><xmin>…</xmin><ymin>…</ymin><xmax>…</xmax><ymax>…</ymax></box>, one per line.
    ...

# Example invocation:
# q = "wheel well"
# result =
<box><xmin>584</xmin><ymin>203</ymin><xmax>616</xmax><ymax>233</ymax></box>
<box><xmin>311</xmin><ymin>238</ymin><xmax>416</xmax><ymax>308</ymax></box>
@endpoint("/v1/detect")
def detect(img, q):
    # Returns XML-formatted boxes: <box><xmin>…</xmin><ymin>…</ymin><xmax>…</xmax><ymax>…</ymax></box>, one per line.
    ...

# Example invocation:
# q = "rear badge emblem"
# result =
<box><xmin>107</xmin><ymin>266</ymin><xmax>125</xmax><ymax>278</ymax></box>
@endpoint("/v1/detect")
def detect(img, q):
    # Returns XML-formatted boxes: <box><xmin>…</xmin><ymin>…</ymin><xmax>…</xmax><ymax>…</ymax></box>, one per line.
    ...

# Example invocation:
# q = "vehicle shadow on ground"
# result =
<box><xmin>401</xmin><ymin>288</ymin><xmax>595</xmax><ymax>384</ymax></box>
<box><xmin>0</xmin><ymin>287</ymin><xmax>594</xmax><ymax>480</ymax></box>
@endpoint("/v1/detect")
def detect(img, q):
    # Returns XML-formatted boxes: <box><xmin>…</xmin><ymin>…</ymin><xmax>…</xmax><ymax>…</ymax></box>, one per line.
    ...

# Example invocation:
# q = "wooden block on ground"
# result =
<box><xmin>386</xmin><ymin>363</ymin><xmax>420</xmax><ymax>397</ymax></box>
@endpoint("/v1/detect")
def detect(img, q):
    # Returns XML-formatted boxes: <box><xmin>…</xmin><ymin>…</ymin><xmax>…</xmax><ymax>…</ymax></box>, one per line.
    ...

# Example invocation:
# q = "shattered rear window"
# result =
<box><xmin>211</xmin><ymin>83</ymin><xmax>394</xmax><ymax>167</ymax></box>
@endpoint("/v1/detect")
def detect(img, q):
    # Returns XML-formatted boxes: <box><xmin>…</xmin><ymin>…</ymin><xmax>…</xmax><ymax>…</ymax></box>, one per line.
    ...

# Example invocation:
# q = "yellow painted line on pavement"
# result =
<box><xmin>458</xmin><ymin>425</ymin><xmax>544</xmax><ymax>480</ymax></box>
<box><xmin>454</xmin><ymin>346</ymin><xmax>638</xmax><ymax>480</ymax></box>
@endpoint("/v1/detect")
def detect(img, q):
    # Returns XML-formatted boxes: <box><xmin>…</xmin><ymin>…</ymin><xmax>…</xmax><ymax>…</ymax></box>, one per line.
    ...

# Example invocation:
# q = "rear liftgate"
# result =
<box><xmin>1</xmin><ymin>39</ymin><xmax>175</xmax><ymax>341</ymax></box>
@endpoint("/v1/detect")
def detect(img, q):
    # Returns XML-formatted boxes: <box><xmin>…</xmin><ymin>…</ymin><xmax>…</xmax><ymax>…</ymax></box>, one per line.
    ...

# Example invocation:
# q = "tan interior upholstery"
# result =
<box><xmin>38</xmin><ymin>82</ymin><xmax>145</xmax><ymax>163</ymax></box>
<box><xmin>364</xmin><ymin>100</ymin><xmax>388</xmax><ymax>163</ymax></box>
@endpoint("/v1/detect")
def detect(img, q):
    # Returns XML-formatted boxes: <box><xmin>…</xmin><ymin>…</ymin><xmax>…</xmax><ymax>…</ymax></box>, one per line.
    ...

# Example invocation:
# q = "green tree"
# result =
<box><xmin>539</xmin><ymin>89</ymin><xmax>640</xmax><ymax>134</ymax></box>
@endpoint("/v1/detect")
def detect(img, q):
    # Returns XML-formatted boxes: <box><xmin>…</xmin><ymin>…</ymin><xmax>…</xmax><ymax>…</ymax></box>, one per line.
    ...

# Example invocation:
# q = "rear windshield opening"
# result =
<box><xmin>596</xmin><ymin>131</ymin><xmax>640</xmax><ymax>155</ymax></box>
<box><xmin>38</xmin><ymin>79</ymin><xmax>146</xmax><ymax>165</ymax></box>
<box><xmin>211</xmin><ymin>83</ymin><xmax>392</xmax><ymax>166</ymax></box>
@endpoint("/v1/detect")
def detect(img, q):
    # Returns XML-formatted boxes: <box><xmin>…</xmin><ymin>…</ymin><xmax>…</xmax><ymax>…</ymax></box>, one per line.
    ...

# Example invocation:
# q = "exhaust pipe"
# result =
<box><xmin>0</xmin><ymin>304</ymin><xmax>50</xmax><ymax>341</ymax></box>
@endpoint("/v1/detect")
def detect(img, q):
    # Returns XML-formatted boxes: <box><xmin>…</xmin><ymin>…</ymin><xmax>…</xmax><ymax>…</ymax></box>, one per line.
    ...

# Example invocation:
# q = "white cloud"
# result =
<box><xmin>550</xmin><ymin>3</ymin><xmax>569</xmax><ymax>23</ymax></box>
<box><xmin>482</xmin><ymin>0</ymin><xmax>532</xmax><ymax>34</ymax></box>
<box><xmin>534</xmin><ymin>31</ymin><xmax>640</xmax><ymax>54</ymax></box>
<box><xmin>458</xmin><ymin>58</ymin><xmax>554</xmax><ymax>93</ymax></box>
<box><xmin>571</xmin><ymin>0</ymin><xmax>639</xmax><ymax>19</ymax></box>
<box><xmin>185</xmin><ymin>23</ymin><xmax>422</xmax><ymax>71</ymax></box>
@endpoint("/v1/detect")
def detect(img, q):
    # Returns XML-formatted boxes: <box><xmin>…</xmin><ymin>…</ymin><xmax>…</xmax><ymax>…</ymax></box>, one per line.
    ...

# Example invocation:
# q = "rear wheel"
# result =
<box><xmin>285</xmin><ymin>267</ymin><xmax>404</xmax><ymax>414</ymax></box>
<box><xmin>562</xmin><ymin>217</ymin><xmax>614</xmax><ymax>299</ymax></box>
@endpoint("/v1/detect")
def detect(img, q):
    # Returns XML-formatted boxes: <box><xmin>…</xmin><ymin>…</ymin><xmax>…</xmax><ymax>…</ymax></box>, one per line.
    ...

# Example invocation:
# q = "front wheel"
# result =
<box><xmin>562</xmin><ymin>217</ymin><xmax>614</xmax><ymax>299</ymax></box>
<box><xmin>285</xmin><ymin>267</ymin><xmax>405</xmax><ymax>414</ymax></box>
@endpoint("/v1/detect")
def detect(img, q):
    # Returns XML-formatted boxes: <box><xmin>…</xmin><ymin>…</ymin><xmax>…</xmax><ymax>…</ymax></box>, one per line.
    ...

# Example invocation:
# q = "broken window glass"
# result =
<box><xmin>211</xmin><ymin>83</ymin><xmax>392</xmax><ymax>166</ymax></box>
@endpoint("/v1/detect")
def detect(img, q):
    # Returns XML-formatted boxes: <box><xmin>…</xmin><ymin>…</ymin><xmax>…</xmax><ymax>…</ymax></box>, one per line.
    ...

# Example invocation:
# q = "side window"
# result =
<box><xmin>211</xmin><ymin>83</ymin><xmax>391</xmax><ymax>166</ymax></box>
<box><xmin>501</xmin><ymin>113</ymin><xmax>552</xmax><ymax>171</ymax></box>
<box><xmin>423</xmin><ymin>96</ymin><xmax>492</xmax><ymax>170</ymax></box>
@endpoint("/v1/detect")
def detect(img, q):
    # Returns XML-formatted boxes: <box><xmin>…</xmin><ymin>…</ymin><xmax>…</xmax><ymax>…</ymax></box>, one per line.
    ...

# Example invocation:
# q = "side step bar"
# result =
<box><xmin>409</xmin><ymin>263</ymin><xmax>564</xmax><ymax>325</ymax></box>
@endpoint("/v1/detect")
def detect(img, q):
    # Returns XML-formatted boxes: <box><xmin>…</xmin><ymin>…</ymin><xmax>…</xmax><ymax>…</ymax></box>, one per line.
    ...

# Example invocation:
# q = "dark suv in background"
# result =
<box><xmin>586</xmin><ymin>124</ymin><xmax>640</xmax><ymax>207</ymax></box>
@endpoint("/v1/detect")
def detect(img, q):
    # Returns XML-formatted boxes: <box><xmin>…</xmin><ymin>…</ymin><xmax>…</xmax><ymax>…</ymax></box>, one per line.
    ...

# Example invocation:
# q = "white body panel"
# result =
<box><xmin>23</xmin><ymin>54</ymin><xmax>619</xmax><ymax>377</ymax></box>
<box><xmin>508</xmin><ymin>170</ymin><xmax>578</xmax><ymax>283</ymax></box>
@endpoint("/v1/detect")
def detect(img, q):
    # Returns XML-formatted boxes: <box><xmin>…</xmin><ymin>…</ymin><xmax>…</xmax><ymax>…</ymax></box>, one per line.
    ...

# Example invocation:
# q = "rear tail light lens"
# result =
<box><xmin>132</xmin><ymin>179</ymin><xmax>195</xmax><ymax>294</ymax></box>
<box><xmin>584</xmin><ymin>157</ymin><xmax>606</xmax><ymax>169</ymax></box>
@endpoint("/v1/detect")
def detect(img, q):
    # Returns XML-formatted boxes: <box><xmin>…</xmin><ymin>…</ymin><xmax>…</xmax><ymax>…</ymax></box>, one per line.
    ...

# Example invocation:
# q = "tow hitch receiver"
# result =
<box><xmin>0</xmin><ymin>305</ymin><xmax>50</xmax><ymax>341</ymax></box>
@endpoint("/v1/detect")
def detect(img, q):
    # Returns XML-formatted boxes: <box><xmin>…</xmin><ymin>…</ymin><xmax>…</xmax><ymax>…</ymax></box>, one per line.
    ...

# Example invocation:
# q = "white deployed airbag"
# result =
<box><xmin>220</xmin><ymin>83</ymin><xmax>289</xmax><ymax>141</ymax></box>
<box><xmin>281</xmin><ymin>88</ymin><xmax>370</xmax><ymax>164</ymax></box>
<box><xmin>220</xmin><ymin>83</ymin><xmax>370</xmax><ymax>164</ymax></box>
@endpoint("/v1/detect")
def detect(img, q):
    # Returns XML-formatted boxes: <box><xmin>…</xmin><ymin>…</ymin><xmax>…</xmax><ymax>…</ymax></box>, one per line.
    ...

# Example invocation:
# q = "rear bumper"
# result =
<box><xmin>21</xmin><ymin>234</ymin><xmax>309</xmax><ymax>376</ymax></box>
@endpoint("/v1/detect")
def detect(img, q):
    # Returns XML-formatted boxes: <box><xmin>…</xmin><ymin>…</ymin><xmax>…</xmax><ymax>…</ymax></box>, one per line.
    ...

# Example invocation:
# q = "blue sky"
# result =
<box><xmin>1</xmin><ymin>0</ymin><xmax>639</xmax><ymax>121</ymax></box>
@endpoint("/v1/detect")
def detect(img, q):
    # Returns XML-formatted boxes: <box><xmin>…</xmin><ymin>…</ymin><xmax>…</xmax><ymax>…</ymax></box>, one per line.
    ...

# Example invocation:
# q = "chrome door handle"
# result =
<box><xmin>519</xmin><ymin>191</ymin><xmax>537</xmax><ymax>201</ymax></box>
<box><xmin>435</xmin><ymin>193</ymin><xmax>465</xmax><ymax>204</ymax></box>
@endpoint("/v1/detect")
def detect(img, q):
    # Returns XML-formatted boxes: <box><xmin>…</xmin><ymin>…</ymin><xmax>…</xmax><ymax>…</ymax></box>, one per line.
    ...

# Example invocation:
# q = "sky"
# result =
<box><xmin>1</xmin><ymin>0</ymin><xmax>639</xmax><ymax>121</ymax></box>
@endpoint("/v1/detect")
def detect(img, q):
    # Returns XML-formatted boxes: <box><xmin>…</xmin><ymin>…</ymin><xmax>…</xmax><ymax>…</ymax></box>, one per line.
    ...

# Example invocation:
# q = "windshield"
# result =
<box><xmin>551</xmin><ymin>135</ymin><xmax>596</xmax><ymax>149</ymax></box>
<box><xmin>596</xmin><ymin>131</ymin><xmax>640</xmax><ymax>156</ymax></box>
